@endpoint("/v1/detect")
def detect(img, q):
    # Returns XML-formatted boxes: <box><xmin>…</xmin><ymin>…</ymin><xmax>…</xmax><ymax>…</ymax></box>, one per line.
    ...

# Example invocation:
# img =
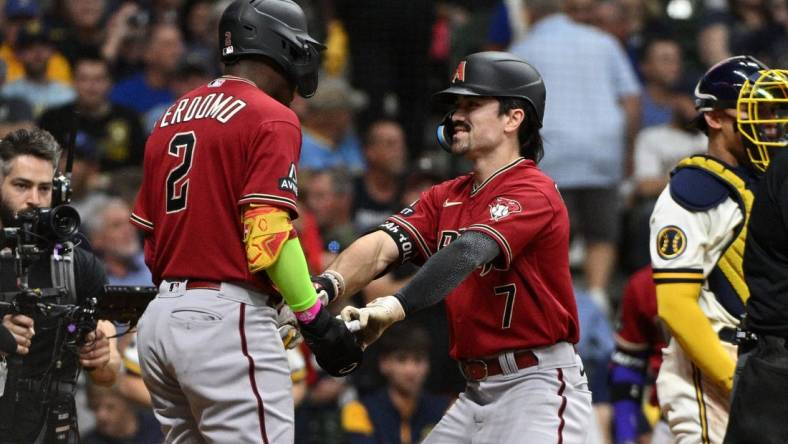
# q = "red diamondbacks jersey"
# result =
<box><xmin>617</xmin><ymin>265</ymin><xmax>665</xmax><ymax>400</ymax></box>
<box><xmin>131</xmin><ymin>76</ymin><xmax>301</xmax><ymax>287</ymax></box>
<box><xmin>387</xmin><ymin>158</ymin><xmax>580</xmax><ymax>359</ymax></box>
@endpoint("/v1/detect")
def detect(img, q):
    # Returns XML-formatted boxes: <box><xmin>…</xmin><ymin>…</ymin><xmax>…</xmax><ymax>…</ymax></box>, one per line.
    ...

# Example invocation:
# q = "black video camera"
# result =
<box><xmin>0</xmin><ymin>205</ymin><xmax>81</xmax><ymax>249</ymax></box>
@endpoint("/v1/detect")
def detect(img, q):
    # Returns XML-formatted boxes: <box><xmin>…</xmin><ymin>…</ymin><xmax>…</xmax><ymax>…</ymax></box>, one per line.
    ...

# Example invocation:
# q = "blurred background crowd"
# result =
<box><xmin>0</xmin><ymin>0</ymin><xmax>785</xmax><ymax>442</ymax></box>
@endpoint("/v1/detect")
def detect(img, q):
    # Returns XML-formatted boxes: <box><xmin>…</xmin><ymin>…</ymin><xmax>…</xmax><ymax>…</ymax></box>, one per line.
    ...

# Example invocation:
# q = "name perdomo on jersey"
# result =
<box><xmin>159</xmin><ymin>93</ymin><xmax>247</xmax><ymax>128</ymax></box>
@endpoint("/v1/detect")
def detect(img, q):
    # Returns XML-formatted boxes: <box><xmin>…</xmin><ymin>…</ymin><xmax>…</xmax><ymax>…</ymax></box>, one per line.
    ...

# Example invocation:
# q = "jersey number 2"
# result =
<box><xmin>166</xmin><ymin>132</ymin><xmax>196</xmax><ymax>213</ymax></box>
<box><xmin>494</xmin><ymin>284</ymin><xmax>516</xmax><ymax>329</ymax></box>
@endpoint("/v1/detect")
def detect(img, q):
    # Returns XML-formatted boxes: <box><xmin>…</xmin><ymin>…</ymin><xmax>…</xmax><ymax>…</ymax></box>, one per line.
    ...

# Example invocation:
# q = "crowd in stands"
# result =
<box><xmin>0</xmin><ymin>0</ymin><xmax>784</xmax><ymax>442</ymax></box>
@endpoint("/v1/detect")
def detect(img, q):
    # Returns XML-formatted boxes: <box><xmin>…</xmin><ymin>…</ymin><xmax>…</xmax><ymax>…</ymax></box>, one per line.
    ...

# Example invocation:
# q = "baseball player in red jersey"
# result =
<box><xmin>610</xmin><ymin>266</ymin><xmax>672</xmax><ymax>444</ymax></box>
<box><xmin>129</xmin><ymin>1</ymin><xmax>362</xmax><ymax>442</ymax></box>
<box><xmin>310</xmin><ymin>52</ymin><xmax>592</xmax><ymax>443</ymax></box>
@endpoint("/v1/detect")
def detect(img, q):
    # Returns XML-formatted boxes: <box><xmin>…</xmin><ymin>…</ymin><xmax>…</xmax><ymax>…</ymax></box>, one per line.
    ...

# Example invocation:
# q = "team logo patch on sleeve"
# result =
<box><xmin>489</xmin><ymin>197</ymin><xmax>522</xmax><ymax>221</ymax></box>
<box><xmin>399</xmin><ymin>201</ymin><xmax>417</xmax><ymax>217</ymax></box>
<box><xmin>278</xmin><ymin>163</ymin><xmax>298</xmax><ymax>195</ymax></box>
<box><xmin>657</xmin><ymin>225</ymin><xmax>687</xmax><ymax>259</ymax></box>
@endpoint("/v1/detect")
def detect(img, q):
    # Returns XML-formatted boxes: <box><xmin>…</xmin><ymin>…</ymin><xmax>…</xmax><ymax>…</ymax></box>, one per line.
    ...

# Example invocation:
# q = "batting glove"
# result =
<box><xmin>339</xmin><ymin>296</ymin><xmax>405</xmax><ymax>349</ymax></box>
<box><xmin>276</xmin><ymin>304</ymin><xmax>303</xmax><ymax>349</ymax></box>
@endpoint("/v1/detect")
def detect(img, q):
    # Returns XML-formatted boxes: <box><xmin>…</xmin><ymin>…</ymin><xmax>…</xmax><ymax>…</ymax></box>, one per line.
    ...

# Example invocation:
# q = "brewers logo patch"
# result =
<box><xmin>489</xmin><ymin>197</ymin><xmax>521</xmax><ymax>221</ymax></box>
<box><xmin>657</xmin><ymin>225</ymin><xmax>687</xmax><ymax>259</ymax></box>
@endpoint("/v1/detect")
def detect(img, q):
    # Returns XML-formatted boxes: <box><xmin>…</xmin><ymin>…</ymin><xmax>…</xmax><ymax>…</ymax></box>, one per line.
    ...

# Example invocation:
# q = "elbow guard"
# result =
<box><xmin>243</xmin><ymin>205</ymin><xmax>293</xmax><ymax>273</ymax></box>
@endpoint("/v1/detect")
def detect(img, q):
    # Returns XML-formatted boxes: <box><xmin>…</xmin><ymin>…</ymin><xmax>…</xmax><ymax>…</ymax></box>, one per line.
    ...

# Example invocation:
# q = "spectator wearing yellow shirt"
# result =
<box><xmin>0</xmin><ymin>0</ymin><xmax>71</xmax><ymax>84</ymax></box>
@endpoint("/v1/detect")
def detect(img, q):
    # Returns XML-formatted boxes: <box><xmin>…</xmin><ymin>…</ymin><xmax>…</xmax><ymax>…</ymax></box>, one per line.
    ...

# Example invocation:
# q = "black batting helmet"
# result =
<box><xmin>218</xmin><ymin>0</ymin><xmax>325</xmax><ymax>98</ymax></box>
<box><xmin>433</xmin><ymin>51</ymin><xmax>546</xmax><ymax>127</ymax></box>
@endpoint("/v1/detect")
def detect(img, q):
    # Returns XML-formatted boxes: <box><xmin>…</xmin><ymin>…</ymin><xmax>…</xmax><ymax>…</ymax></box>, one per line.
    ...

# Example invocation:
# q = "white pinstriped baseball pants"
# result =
<box><xmin>424</xmin><ymin>342</ymin><xmax>593</xmax><ymax>444</ymax></box>
<box><xmin>137</xmin><ymin>280</ymin><xmax>293</xmax><ymax>444</ymax></box>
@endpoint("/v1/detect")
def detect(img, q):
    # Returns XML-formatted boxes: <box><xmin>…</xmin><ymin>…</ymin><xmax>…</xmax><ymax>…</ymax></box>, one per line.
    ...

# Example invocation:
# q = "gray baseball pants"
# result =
<box><xmin>424</xmin><ymin>342</ymin><xmax>592</xmax><ymax>444</ymax></box>
<box><xmin>136</xmin><ymin>280</ymin><xmax>293</xmax><ymax>443</ymax></box>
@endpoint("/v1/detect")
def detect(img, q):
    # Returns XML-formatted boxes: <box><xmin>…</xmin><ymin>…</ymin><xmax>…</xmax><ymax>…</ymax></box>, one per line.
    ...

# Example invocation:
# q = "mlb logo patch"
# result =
<box><xmin>451</xmin><ymin>61</ymin><xmax>467</xmax><ymax>83</ymax></box>
<box><xmin>489</xmin><ymin>197</ymin><xmax>521</xmax><ymax>221</ymax></box>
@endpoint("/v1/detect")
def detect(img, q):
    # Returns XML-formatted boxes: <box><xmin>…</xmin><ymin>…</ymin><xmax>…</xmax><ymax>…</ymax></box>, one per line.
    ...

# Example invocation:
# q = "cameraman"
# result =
<box><xmin>0</xmin><ymin>128</ymin><xmax>120</xmax><ymax>443</ymax></box>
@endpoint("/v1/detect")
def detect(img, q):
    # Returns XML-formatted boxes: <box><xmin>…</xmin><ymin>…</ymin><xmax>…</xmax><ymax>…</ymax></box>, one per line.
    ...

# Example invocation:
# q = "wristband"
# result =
<box><xmin>313</xmin><ymin>270</ymin><xmax>345</xmax><ymax>303</ymax></box>
<box><xmin>295</xmin><ymin>299</ymin><xmax>323</xmax><ymax>324</ymax></box>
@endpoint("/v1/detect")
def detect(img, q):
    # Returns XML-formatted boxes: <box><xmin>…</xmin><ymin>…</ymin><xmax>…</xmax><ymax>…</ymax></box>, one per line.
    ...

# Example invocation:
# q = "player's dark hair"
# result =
<box><xmin>498</xmin><ymin>97</ymin><xmax>543</xmax><ymax>163</ymax></box>
<box><xmin>0</xmin><ymin>128</ymin><xmax>61</xmax><ymax>177</ymax></box>
<box><xmin>377</xmin><ymin>322</ymin><xmax>430</xmax><ymax>358</ymax></box>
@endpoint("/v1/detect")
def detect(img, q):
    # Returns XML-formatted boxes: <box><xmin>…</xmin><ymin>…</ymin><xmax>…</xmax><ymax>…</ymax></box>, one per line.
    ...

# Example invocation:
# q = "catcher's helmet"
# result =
<box><xmin>433</xmin><ymin>52</ymin><xmax>545</xmax><ymax>152</ymax></box>
<box><xmin>694</xmin><ymin>55</ymin><xmax>769</xmax><ymax>112</ymax></box>
<box><xmin>737</xmin><ymin>68</ymin><xmax>788</xmax><ymax>172</ymax></box>
<box><xmin>218</xmin><ymin>0</ymin><xmax>325</xmax><ymax>98</ymax></box>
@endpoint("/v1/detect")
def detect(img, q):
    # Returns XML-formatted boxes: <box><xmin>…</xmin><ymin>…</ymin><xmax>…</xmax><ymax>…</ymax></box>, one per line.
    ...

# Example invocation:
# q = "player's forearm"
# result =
<box><xmin>265</xmin><ymin>238</ymin><xmax>318</xmax><ymax>312</ymax></box>
<box><xmin>656</xmin><ymin>283</ymin><xmax>736</xmax><ymax>391</ymax></box>
<box><xmin>243</xmin><ymin>204</ymin><xmax>318</xmax><ymax>312</ymax></box>
<box><xmin>394</xmin><ymin>231</ymin><xmax>499</xmax><ymax>315</ymax></box>
<box><xmin>327</xmin><ymin>230</ymin><xmax>400</xmax><ymax>298</ymax></box>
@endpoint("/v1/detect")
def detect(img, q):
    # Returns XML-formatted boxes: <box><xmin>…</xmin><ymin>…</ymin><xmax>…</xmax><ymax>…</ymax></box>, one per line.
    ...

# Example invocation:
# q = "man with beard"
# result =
<box><xmin>0</xmin><ymin>128</ymin><xmax>120</xmax><ymax>443</ymax></box>
<box><xmin>1</xmin><ymin>22</ymin><xmax>75</xmax><ymax>117</ymax></box>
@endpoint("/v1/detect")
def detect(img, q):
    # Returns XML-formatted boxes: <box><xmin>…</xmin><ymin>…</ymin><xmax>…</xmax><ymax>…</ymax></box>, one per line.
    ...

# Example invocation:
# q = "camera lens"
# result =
<box><xmin>48</xmin><ymin>205</ymin><xmax>81</xmax><ymax>240</ymax></box>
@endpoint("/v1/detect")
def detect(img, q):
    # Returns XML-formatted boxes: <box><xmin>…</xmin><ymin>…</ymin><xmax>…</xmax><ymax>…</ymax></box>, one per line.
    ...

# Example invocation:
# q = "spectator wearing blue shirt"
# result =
<box><xmin>109</xmin><ymin>23</ymin><xmax>184</xmax><ymax>115</ymax></box>
<box><xmin>299</xmin><ymin>77</ymin><xmax>366</xmax><ymax>174</ymax></box>
<box><xmin>638</xmin><ymin>36</ymin><xmax>685</xmax><ymax>129</ymax></box>
<box><xmin>575</xmin><ymin>286</ymin><xmax>616</xmax><ymax>444</ymax></box>
<box><xmin>342</xmin><ymin>323</ymin><xmax>450</xmax><ymax>444</ymax></box>
<box><xmin>509</xmin><ymin>0</ymin><xmax>641</xmax><ymax>316</ymax></box>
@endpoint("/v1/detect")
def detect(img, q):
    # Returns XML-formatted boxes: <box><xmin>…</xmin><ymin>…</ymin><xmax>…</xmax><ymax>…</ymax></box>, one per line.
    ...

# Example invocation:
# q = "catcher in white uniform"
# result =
<box><xmin>648</xmin><ymin>55</ymin><xmax>770</xmax><ymax>444</ymax></box>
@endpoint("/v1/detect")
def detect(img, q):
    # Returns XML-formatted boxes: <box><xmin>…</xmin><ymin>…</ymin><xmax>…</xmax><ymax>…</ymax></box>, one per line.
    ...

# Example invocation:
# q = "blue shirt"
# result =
<box><xmin>575</xmin><ymin>287</ymin><xmax>615</xmax><ymax>403</ymax></box>
<box><xmin>106</xmin><ymin>253</ymin><xmax>153</xmax><ymax>286</ymax></box>
<box><xmin>640</xmin><ymin>91</ymin><xmax>673</xmax><ymax>129</ymax></box>
<box><xmin>110</xmin><ymin>73</ymin><xmax>175</xmax><ymax>115</ymax></box>
<box><xmin>299</xmin><ymin>129</ymin><xmax>365</xmax><ymax>173</ymax></box>
<box><xmin>2</xmin><ymin>79</ymin><xmax>74</xmax><ymax>118</ymax></box>
<box><xmin>343</xmin><ymin>389</ymin><xmax>450</xmax><ymax>444</ymax></box>
<box><xmin>509</xmin><ymin>15</ymin><xmax>641</xmax><ymax>188</ymax></box>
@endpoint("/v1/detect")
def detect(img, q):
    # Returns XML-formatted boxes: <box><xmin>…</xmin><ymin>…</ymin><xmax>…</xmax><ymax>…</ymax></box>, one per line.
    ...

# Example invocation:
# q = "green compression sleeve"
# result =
<box><xmin>265</xmin><ymin>237</ymin><xmax>318</xmax><ymax>312</ymax></box>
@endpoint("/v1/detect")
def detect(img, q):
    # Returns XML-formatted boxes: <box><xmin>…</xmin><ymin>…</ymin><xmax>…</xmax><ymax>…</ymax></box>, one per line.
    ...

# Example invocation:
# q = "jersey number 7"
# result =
<box><xmin>494</xmin><ymin>283</ymin><xmax>516</xmax><ymax>329</ymax></box>
<box><xmin>166</xmin><ymin>131</ymin><xmax>197</xmax><ymax>213</ymax></box>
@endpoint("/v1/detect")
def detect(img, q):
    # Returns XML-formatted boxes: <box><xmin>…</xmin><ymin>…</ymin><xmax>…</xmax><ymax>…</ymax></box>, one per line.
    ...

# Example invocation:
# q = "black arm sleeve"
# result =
<box><xmin>393</xmin><ymin>230</ymin><xmax>500</xmax><ymax>315</ymax></box>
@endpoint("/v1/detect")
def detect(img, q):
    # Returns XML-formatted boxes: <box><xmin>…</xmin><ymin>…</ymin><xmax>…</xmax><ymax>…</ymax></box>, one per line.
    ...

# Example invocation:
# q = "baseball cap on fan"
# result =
<box><xmin>305</xmin><ymin>77</ymin><xmax>367</xmax><ymax>112</ymax></box>
<box><xmin>15</xmin><ymin>21</ymin><xmax>53</xmax><ymax>49</ymax></box>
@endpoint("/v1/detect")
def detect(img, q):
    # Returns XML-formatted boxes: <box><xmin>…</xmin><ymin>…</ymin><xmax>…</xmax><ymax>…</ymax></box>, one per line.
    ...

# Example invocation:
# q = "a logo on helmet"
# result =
<box><xmin>489</xmin><ymin>197</ymin><xmax>521</xmax><ymax>222</ymax></box>
<box><xmin>451</xmin><ymin>61</ymin><xmax>467</xmax><ymax>84</ymax></box>
<box><xmin>223</xmin><ymin>31</ymin><xmax>234</xmax><ymax>56</ymax></box>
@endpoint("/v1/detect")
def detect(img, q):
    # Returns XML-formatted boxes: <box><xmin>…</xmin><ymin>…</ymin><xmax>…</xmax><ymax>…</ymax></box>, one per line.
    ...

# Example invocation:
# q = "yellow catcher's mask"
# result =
<box><xmin>737</xmin><ymin>69</ymin><xmax>788</xmax><ymax>173</ymax></box>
